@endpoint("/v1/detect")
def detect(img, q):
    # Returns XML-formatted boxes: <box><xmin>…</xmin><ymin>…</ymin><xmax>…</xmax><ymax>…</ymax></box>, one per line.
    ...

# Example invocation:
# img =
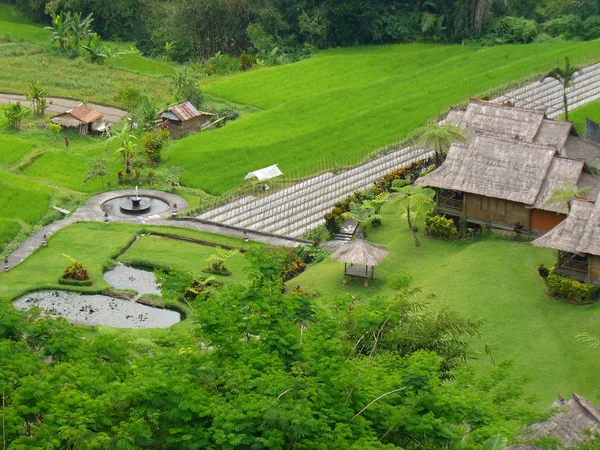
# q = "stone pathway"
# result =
<box><xmin>197</xmin><ymin>60</ymin><xmax>600</xmax><ymax>238</ymax></box>
<box><xmin>4</xmin><ymin>189</ymin><xmax>306</xmax><ymax>270</ymax></box>
<box><xmin>0</xmin><ymin>93</ymin><xmax>127</xmax><ymax>124</ymax></box>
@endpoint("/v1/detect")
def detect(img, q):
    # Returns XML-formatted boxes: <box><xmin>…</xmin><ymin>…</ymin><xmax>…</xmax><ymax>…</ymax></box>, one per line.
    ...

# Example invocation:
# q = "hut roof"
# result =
<box><xmin>446</xmin><ymin>99</ymin><xmax>587</xmax><ymax>153</ymax></box>
<box><xmin>331</xmin><ymin>238</ymin><xmax>389</xmax><ymax>267</ymax></box>
<box><xmin>506</xmin><ymin>393</ymin><xmax>600</xmax><ymax>449</ymax></box>
<box><xmin>564</xmin><ymin>135</ymin><xmax>600</xmax><ymax>170</ymax></box>
<box><xmin>530</xmin><ymin>157</ymin><xmax>585</xmax><ymax>212</ymax></box>
<box><xmin>51</xmin><ymin>103</ymin><xmax>102</xmax><ymax>126</ymax></box>
<box><xmin>457</xmin><ymin>99</ymin><xmax>546</xmax><ymax>142</ymax></box>
<box><xmin>532</xmin><ymin>194</ymin><xmax>600</xmax><ymax>255</ymax></box>
<box><xmin>416</xmin><ymin>134</ymin><xmax>558</xmax><ymax>205</ymax></box>
<box><xmin>159</xmin><ymin>101</ymin><xmax>214</xmax><ymax>122</ymax></box>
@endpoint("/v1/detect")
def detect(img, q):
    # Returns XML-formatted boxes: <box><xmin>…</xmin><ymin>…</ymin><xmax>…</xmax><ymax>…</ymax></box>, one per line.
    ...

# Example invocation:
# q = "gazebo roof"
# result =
<box><xmin>331</xmin><ymin>238</ymin><xmax>389</xmax><ymax>267</ymax></box>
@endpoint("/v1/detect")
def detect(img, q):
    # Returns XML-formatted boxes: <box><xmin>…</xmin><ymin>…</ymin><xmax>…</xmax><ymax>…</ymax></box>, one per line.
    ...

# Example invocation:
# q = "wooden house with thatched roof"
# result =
<box><xmin>417</xmin><ymin>100</ymin><xmax>600</xmax><ymax>233</ymax></box>
<box><xmin>51</xmin><ymin>103</ymin><xmax>103</xmax><ymax>135</ymax></box>
<box><xmin>158</xmin><ymin>101</ymin><xmax>214</xmax><ymax>139</ymax></box>
<box><xmin>331</xmin><ymin>238</ymin><xmax>388</xmax><ymax>280</ymax></box>
<box><xmin>532</xmin><ymin>194</ymin><xmax>600</xmax><ymax>283</ymax></box>
<box><xmin>507</xmin><ymin>393</ymin><xmax>600</xmax><ymax>449</ymax></box>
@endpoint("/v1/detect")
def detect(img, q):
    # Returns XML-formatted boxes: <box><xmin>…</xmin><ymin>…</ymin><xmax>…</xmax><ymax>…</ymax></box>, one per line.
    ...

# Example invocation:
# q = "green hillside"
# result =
<box><xmin>165</xmin><ymin>41</ymin><xmax>600</xmax><ymax>195</ymax></box>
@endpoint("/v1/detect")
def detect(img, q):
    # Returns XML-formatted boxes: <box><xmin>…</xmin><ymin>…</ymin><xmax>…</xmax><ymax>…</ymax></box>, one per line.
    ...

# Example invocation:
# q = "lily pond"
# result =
<box><xmin>13</xmin><ymin>266</ymin><xmax>180</xmax><ymax>328</ymax></box>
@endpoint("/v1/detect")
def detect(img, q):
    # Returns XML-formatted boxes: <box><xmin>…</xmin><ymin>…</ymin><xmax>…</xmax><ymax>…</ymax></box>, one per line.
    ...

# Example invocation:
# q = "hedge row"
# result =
<box><xmin>546</xmin><ymin>273</ymin><xmax>597</xmax><ymax>304</ymax></box>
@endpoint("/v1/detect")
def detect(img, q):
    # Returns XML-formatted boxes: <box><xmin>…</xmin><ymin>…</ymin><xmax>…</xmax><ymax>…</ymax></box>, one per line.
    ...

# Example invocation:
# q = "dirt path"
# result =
<box><xmin>0</xmin><ymin>93</ymin><xmax>127</xmax><ymax>123</ymax></box>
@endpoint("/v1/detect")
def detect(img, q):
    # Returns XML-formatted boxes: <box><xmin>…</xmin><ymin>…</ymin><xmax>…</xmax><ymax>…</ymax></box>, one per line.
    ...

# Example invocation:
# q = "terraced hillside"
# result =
<box><xmin>166</xmin><ymin>41</ymin><xmax>600</xmax><ymax>195</ymax></box>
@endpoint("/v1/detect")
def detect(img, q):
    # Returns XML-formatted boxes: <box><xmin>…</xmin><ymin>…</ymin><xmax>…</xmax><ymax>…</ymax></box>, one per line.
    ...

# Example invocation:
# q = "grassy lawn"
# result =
<box><xmin>291</xmin><ymin>201</ymin><xmax>600</xmax><ymax>407</ymax></box>
<box><xmin>0</xmin><ymin>219</ymin><xmax>20</xmax><ymax>250</ymax></box>
<box><xmin>165</xmin><ymin>41</ymin><xmax>600</xmax><ymax>195</ymax></box>
<box><xmin>567</xmin><ymin>99</ymin><xmax>600</xmax><ymax>135</ymax></box>
<box><xmin>0</xmin><ymin>134</ymin><xmax>35</xmax><ymax>166</ymax></box>
<box><xmin>0</xmin><ymin>222</ymin><xmax>254</xmax><ymax>302</ymax></box>
<box><xmin>118</xmin><ymin>235</ymin><xmax>249</xmax><ymax>284</ymax></box>
<box><xmin>0</xmin><ymin>169</ymin><xmax>54</xmax><ymax>225</ymax></box>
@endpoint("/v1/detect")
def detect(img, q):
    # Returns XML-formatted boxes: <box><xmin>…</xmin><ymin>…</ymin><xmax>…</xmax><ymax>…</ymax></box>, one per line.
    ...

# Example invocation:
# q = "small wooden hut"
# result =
<box><xmin>417</xmin><ymin>100</ymin><xmax>600</xmax><ymax>234</ymax></box>
<box><xmin>331</xmin><ymin>238</ymin><xmax>388</xmax><ymax>280</ymax></box>
<box><xmin>158</xmin><ymin>101</ymin><xmax>214</xmax><ymax>139</ymax></box>
<box><xmin>532</xmin><ymin>194</ymin><xmax>600</xmax><ymax>284</ymax></box>
<box><xmin>51</xmin><ymin>103</ymin><xmax>103</xmax><ymax>135</ymax></box>
<box><xmin>507</xmin><ymin>393</ymin><xmax>600</xmax><ymax>449</ymax></box>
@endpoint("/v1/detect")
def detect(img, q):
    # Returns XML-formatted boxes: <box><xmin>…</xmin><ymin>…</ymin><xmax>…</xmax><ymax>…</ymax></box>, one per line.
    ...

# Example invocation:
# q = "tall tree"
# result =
<box><xmin>541</xmin><ymin>57</ymin><xmax>581</xmax><ymax>120</ymax></box>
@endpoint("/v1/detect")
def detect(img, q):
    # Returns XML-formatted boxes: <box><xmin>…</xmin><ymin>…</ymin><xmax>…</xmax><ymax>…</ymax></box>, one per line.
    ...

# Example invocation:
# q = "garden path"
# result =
<box><xmin>4</xmin><ymin>189</ymin><xmax>304</xmax><ymax>270</ymax></box>
<box><xmin>197</xmin><ymin>60</ymin><xmax>600</xmax><ymax>238</ymax></box>
<box><xmin>0</xmin><ymin>93</ymin><xmax>127</xmax><ymax>123</ymax></box>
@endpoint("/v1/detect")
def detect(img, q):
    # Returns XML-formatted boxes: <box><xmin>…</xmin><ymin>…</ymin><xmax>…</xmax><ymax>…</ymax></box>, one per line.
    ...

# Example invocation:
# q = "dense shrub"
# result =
<box><xmin>546</xmin><ymin>273</ymin><xmax>596</xmax><ymax>303</ymax></box>
<box><xmin>425</xmin><ymin>214</ymin><xmax>459</xmax><ymax>240</ymax></box>
<box><xmin>240</xmin><ymin>52</ymin><xmax>256</xmax><ymax>71</ymax></box>
<box><xmin>542</xmin><ymin>15</ymin><xmax>584</xmax><ymax>39</ymax></box>
<box><xmin>495</xmin><ymin>17</ymin><xmax>538</xmax><ymax>43</ymax></box>
<box><xmin>583</xmin><ymin>16</ymin><xmax>600</xmax><ymax>40</ymax></box>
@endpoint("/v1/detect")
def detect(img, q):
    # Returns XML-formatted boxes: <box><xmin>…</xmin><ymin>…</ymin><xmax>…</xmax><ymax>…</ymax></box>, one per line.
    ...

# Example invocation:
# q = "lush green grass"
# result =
<box><xmin>0</xmin><ymin>219</ymin><xmax>20</xmax><ymax>249</ymax></box>
<box><xmin>0</xmin><ymin>134</ymin><xmax>35</xmax><ymax>166</ymax></box>
<box><xmin>165</xmin><ymin>41</ymin><xmax>600</xmax><ymax>195</ymax></box>
<box><xmin>567</xmin><ymin>99</ymin><xmax>600</xmax><ymax>135</ymax></box>
<box><xmin>0</xmin><ymin>222</ymin><xmax>253</xmax><ymax>302</ymax></box>
<box><xmin>22</xmin><ymin>149</ymin><xmax>120</xmax><ymax>193</ymax></box>
<box><xmin>292</xmin><ymin>202</ymin><xmax>600</xmax><ymax>407</ymax></box>
<box><xmin>0</xmin><ymin>50</ymin><xmax>173</xmax><ymax>107</ymax></box>
<box><xmin>0</xmin><ymin>169</ymin><xmax>54</xmax><ymax>224</ymax></box>
<box><xmin>118</xmin><ymin>235</ymin><xmax>249</xmax><ymax>284</ymax></box>
<box><xmin>107</xmin><ymin>53</ymin><xmax>176</xmax><ymax>77</ymax></box>
<box><xmin>0</xmin><ymin>4</ymin><xmax>51</xmax><ymax>45</ymax></box>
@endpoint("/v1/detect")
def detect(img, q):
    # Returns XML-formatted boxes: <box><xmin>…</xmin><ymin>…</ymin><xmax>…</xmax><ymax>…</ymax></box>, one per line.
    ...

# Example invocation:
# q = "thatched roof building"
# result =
<box><xmin>532</xmin><ymin>193</ymin><xmax>600</xmax><ymax>283</ymax></box>
<box><xmin>158</xmin><ymin>101</ymin><xmax>214</xmax><ymax>139</ymax></box>
<box><xmin>507</xmin><ymin>393</ymin><xmax>600</xmax><ymax>449</ymax></box>
<box><xmin>331</xmin><ymin>238</ymin><xmax>388</xmax><ymax>279</ymax></box>
<box><xmin>51</xmin><ymin>103</ymin><xmax>103</xmax><ymax>135</ymax></box>
<box><xmin>417</xmin><ymin>100</ymin><xmax>600</xmax><ymax>233</ymax></box>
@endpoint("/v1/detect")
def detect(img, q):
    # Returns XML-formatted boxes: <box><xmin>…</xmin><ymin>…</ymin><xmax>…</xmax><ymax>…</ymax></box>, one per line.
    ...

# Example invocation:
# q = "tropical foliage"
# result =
<box><xmin>391</xmin><ymin>183</ymin><xmax>436</xmax><ymax>247</ymax></box>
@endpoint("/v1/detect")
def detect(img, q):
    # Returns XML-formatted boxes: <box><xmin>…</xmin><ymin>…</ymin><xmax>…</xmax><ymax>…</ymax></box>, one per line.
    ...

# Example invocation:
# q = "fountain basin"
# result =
<box><xmin>102</xmin><ymin>195</ymin><xmax>170</xmax><ymax>218</ymax></box>
<box><xmin>14</xmin><ymin>290</ymin><xmax>180</xmax><ymax>328</ymax></box>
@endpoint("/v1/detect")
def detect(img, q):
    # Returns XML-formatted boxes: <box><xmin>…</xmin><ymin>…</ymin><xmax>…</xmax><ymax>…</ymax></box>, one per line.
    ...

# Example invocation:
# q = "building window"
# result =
<box><xmin>480</xmin><ymin>197</ymin><xmax>488</xmax><ymax>211</ymax></box>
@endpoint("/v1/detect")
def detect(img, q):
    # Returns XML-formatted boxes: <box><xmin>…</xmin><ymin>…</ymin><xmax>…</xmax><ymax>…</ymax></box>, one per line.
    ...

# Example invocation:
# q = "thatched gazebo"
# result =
<box><xmin>331</xmin><ymin>238</ymin><xmax>388</xmax><ymax>280</ymax></box>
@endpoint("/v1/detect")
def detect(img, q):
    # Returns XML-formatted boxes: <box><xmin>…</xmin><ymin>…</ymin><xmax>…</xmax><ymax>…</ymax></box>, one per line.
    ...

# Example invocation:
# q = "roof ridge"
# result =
<box><xmin>469</xmin><ymin>97</ymin><xmax>546</xmax><ymax>115</ymax></box>
<box><xmin>573</xmin><ymin>393</ymin><xmax>600</xmax><ymax>425</ymax></box>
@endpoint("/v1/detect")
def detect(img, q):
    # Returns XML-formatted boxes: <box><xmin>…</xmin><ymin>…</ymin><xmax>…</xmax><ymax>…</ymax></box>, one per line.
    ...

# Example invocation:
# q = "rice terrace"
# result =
<box><xmin>2</xmin><ymin>1</ymin><xmax>600</xmax><ymax>448</ymax></box>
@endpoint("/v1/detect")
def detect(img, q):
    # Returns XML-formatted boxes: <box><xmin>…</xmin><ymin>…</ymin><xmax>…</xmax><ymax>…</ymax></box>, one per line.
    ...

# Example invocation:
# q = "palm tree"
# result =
<box><xmin>391</xmin><ymin>182</ymin><xmax>436</xmax><ymax>247</ymax></box>
<box><xmin>541</xmin><ymin>57</ymin><xmax>581</xmax><ymax>121</ymax></box>
<box><xmin>543</xmin><ymin>180</ymin><xmax>589</xmax><ymax>214</ymax></box>
<box><xmin>407</xmin><ymin>122</ymin><xmax>468</xmax><ymax>166</ymax></box>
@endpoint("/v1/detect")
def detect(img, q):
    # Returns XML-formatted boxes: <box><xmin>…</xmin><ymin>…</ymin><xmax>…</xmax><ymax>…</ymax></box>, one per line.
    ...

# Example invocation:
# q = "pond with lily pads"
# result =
<box><xmin>13</xmin><ymin>266</ymin><xmax>180</xmax><ymax>328</ymax></box>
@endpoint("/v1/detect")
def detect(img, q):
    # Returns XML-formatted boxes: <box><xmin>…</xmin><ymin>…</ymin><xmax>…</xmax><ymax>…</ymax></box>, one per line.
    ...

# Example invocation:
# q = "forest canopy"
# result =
<box><xmin>5</xmin><ymin>0</ymin><xmax>600</xmax><ymax>61</ymax></box>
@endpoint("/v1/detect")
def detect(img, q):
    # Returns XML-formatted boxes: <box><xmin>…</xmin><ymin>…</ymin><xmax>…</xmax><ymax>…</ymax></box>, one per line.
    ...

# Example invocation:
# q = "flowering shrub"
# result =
<box><xmin>425</xmin><ymin>214</ymin><xmax>458</xmax><ymax>240</ymax></box>
<box><xmin>62</xmin><ymin>254</ymin><xmax>90</xmax><ymax>281</ymax></box>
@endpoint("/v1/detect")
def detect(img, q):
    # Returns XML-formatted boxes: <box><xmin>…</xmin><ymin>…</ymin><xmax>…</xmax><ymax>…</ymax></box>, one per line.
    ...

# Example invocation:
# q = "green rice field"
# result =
<box><xmin>165</xmin><ymin>41</ymin><xmax>600</xmax><ymax>195</ymax></box>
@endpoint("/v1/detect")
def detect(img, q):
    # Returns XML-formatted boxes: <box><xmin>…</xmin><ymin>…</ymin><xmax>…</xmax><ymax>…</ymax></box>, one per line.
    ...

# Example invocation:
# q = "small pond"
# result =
<box><xmin>103</xmin><ymin>265</ymin><xmax>161</xmax><ymax>296</ymax></box>
<box><xmin>14</xmin><ymin>291</ymin><xmax>180</xmax><ymax>328</ymax></box>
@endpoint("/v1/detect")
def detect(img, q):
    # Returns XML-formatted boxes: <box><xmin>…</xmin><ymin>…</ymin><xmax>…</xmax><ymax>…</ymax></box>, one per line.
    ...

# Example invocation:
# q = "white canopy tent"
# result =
<box><xmin>244</xmin><ymin>164</ymin><xmax>283</xmax><ymax>181</ymax></box>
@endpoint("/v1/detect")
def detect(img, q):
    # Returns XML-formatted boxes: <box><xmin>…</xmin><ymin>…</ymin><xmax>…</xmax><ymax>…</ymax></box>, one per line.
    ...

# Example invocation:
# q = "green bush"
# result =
<box><xmin>542</xmin><ymin>15</ymin><xmax>584</xmax><ymax>39</ymax></box>
<box><xmin>425</xmin><ymin>214</ymin><xmax>458</xmax><ymax>240</ymax></box>
<box><xmin>583</xmin><ymin>16</ymin><xmax>600</xmax><ymax>40</ymax></box>
<box><xmin>546</xmin><ymin>273</ymin><xmax>596</xmax><ymax>303</ymax></box>
<box><xmin>495</xmin><ymin>17</ymin><xmax>538</xmax><ymax>43</ymax></box>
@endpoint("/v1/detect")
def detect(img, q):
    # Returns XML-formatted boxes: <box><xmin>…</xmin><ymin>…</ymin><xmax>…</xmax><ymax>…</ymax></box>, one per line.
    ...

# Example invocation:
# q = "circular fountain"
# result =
<box><xmin>119</xmin><ymin>186</ymin><xmax>152</xmax><ymax>215</ymax></box>
<box><xmin>101</xmin><ymin>187</ymin><xmax>172</xmax><ymax>218</ymax></box>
